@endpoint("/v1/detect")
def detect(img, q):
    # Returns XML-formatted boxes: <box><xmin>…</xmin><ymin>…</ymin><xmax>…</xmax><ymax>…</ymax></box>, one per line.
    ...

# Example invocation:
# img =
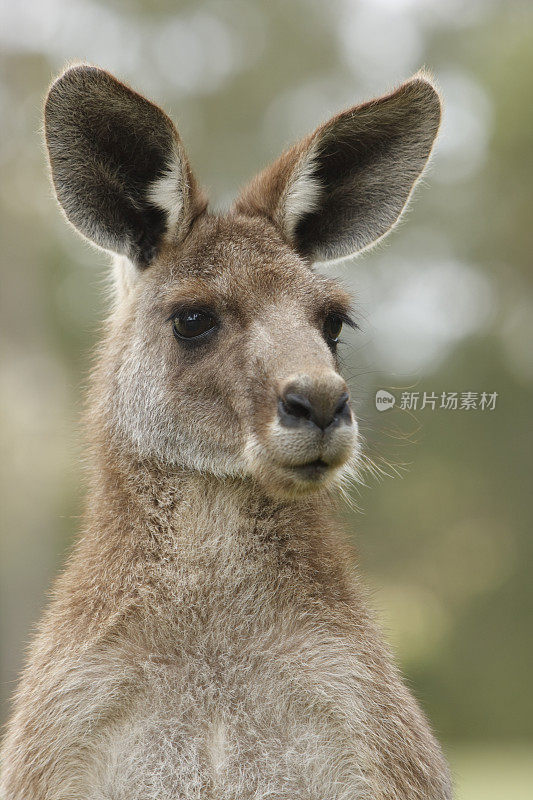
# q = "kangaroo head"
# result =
<box><xmin>44</xmin><ymin>66</ymin><xmax>440</xmax><ymax>498</ymax></box>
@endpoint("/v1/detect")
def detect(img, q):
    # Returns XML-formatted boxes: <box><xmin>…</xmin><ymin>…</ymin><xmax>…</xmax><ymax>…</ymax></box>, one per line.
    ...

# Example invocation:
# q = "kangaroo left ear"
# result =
<box><xmin>45</xmin><ymin>65</ymin><xmax>206</xmax><ymax>269</ymax></box>
<box><xmin>235</xmin><ymin>74</ymin><xmax>441</xmax><ymax>262</ymax></box>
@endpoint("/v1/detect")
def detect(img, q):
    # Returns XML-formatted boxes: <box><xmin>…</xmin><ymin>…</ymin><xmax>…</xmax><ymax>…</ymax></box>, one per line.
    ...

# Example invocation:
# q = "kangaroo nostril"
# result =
<box><xmin>281</xmin><ymin>393</ymin><xmax>313</xmax><ymax>421</ymax></box>
<box><xmin>334</xmin><ymin>392</ymin><xmax>350</xmax><ymax>418</ymax></box>
<box><xmin>278</xmin><ymin>387</ymin><xmax>352</xmax><ymax>431</ymax></box>
<box><xmin>278</xmin><ymin>393</ymin><xmax>314</xmax><ymax>429</ymax></box>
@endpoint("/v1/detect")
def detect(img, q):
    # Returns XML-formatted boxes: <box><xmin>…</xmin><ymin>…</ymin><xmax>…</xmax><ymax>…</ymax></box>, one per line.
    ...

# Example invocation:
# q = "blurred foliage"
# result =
<box><xmin>1</xmin><ymin>1</ymin><xmax>532</xmax><ymax>792</ymax></box>
<box><xmin>449</xmin><ymin>743</ymin><xmax>533</xmax><ymax>800</ymax></box>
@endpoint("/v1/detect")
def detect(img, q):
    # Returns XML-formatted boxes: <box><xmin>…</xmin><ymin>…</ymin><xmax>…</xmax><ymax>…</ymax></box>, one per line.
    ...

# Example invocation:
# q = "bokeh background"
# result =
<box><xmin>1</xmin><ymin>0</ymin><xmax>532</xmax><ymax>796</ymax></box>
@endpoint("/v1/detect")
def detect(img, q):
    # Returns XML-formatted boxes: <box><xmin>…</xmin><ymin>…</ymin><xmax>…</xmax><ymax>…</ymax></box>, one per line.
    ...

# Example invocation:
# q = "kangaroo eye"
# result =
<box><xmin>172</xmin><ymin>309</ymin><xmax>217</xmax><ymax>340</ymax></box>
<box><xmin>323</xmin><ymin>313</ymin><xmax>343</xmax><ymax>344</ymax></box>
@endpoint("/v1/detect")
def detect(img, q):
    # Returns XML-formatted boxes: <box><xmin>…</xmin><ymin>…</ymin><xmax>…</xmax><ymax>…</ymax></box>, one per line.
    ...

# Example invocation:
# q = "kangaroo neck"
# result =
<box><xmin>80</xmin><ymin>449</ymin><xmax>355</xmax><ymax>614</ymax></box>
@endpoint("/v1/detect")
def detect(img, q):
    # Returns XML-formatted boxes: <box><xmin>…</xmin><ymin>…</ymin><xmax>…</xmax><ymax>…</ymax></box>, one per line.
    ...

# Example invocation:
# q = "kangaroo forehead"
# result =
<box><xmin>160</xmin><ymin>213</ymin><xmax>304</xmax><ymax>278</ymax></box>
<box><xmin>153</xmin><ymin>214</ymin><xmax>351</xmax><ymax>311</ymax></box>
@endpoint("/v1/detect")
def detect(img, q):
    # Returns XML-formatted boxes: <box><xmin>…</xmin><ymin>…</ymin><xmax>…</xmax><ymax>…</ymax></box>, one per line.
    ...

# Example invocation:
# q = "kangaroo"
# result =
<box><xmin>1</xmin><ymin>65</ymin><xmax>451</xmax><ymax>799</ymax></box>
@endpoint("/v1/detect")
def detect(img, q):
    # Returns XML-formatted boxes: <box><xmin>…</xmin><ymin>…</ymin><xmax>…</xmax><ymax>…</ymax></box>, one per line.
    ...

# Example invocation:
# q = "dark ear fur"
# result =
<box><xmin>235</xmin><ymin>74</ymin><xmax>442</xmax><ymax>262</ymax></box>
<box><xmin>44</xmin><ymin>65</ymin><xmax>206</xmax><ymax>268</ymax></box>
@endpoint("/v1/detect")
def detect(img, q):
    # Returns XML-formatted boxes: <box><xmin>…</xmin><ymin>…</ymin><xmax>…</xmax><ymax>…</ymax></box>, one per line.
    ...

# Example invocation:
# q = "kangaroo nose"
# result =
<box><xmin>278</xmin><ymin>377</ymin><xmax>351</xmax><ymax>432</ymax></box>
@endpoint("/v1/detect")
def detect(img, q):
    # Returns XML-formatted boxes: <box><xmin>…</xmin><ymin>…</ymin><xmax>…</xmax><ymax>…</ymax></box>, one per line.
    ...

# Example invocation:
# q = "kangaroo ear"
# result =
<box><xmin>44</xmin><ymin>65</ymin><xmax>206</xmax><ymax>268</ymax></box>
<box><xmin>235</xmin><ymin>74</ymin><xmax>441</xmax><ymax>262</ymax></box>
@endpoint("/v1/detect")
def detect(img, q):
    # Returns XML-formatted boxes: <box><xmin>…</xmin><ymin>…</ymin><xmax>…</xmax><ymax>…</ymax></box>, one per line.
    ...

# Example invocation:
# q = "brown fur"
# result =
<box><xmin>0</xmin><ymin>67</ymin><xmax>451</xmax><ymax>799</ymax></box>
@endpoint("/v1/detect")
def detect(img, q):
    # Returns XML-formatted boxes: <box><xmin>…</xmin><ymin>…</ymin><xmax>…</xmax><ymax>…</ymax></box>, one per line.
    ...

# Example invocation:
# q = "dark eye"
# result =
<box><xmin>172</xmin><ymin>309</ymin><xmax>217</xmax><ymax>340</ymax></box>
<box><xmin>323</xmin><ymin>313</ymin><xmax>343</xmax><ymax>344</ymax></box>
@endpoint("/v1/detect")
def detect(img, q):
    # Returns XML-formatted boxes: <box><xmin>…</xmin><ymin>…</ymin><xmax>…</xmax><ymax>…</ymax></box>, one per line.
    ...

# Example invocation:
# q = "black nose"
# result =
<box><xmin>278</xmin><ymin>388</ymin><xmax>351</xmax><ymax>432</ymax></box>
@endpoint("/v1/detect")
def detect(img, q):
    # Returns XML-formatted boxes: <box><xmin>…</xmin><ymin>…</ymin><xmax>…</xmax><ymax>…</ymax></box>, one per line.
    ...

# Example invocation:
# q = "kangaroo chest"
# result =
<box><xmin>75</xmin><ymin>520</ymin><xmax>446</xmax><ymax>800</ymax></box>
<box><xmin>91</xmin><ymin>608</ymin><xmax>375</xmax><ymax>800</ymax></box>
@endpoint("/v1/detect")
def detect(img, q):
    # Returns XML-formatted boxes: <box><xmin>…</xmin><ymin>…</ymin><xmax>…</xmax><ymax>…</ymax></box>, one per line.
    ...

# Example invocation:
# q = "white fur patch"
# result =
<box><xmin>147</xmin><ymin>144</ymin><xmax>184</xmax><ymax>233</ymax></box>
<box><xmin>283</xmin><ymin>145</ymin><xmax>323</xmax><ymax>237</ymax></box>
<box><xmin>208</xmin><ymin>721</ymin><xmax>227</xmax><ymax>776</ymax></box>
<box><xmin>111</xmin><ymin>254</ymin><xmax>139</xmax><ymax>301</ymax></box>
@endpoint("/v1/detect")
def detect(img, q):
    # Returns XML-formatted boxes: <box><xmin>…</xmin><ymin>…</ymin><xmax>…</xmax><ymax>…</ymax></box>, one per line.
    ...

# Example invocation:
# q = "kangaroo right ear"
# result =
<box><xmin>44</xmin><ymin>65</ymin><xmax>206</xmax><ymax>268</ymax></box>
<box><xmin>235</xmin><ymin>74</ymin><xmax>441</xmax><ymax>263</ymax></box>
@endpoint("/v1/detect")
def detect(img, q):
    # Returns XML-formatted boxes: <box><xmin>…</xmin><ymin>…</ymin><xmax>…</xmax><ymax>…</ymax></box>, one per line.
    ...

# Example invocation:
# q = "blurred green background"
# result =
<box><xmin>1</xmin><ymin>1</ymin><xmax>532</xmax><ymax>796</ymax></box>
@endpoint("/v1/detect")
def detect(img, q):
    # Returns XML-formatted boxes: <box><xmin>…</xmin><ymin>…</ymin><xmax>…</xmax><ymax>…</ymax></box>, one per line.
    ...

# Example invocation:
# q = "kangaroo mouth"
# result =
<box><xmin>246</xmin><ymin>423</ymin><xmax>358</xmax><ymax>497</ymax></box>
<box><xmin>291</xmin><ymin>458</ymin><xmax>330</xmax><ymax>480</ymax></box>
